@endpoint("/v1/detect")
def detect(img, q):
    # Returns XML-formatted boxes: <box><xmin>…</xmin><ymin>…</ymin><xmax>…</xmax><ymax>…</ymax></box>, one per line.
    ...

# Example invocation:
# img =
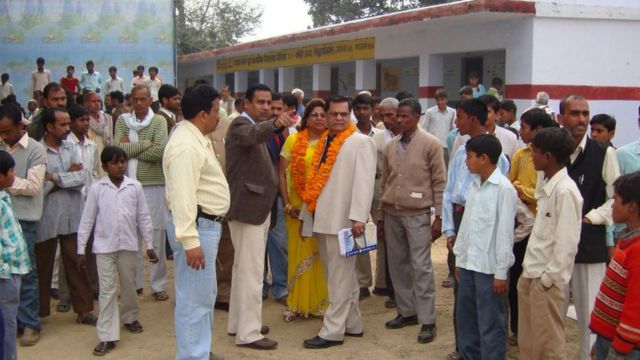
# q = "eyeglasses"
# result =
<box><xmin>310</xmin><ymin>112</ymin><xmax>325</xmax><ymax>118</ymax></box>
<box><xmin>328</xmin><ymin>111</ymin><xmax>350</xmax><ymax>118</ymax></box>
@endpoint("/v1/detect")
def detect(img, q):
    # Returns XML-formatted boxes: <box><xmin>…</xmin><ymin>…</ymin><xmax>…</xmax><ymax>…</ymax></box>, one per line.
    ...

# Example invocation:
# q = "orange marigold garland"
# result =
<box><xmin>302</xmin><ymin>123</ymin><xmax>356</xmax><ymax>212</ymax></box>
<box><xmin>291</xmin><ymin>129</ymin><xmax>310</xmax><ymax>197</ymax></box>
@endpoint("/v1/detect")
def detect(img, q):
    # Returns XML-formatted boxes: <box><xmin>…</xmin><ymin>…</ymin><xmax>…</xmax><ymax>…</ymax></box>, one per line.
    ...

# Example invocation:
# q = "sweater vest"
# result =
<box><xmin>8</xmin><ymin>137</ymin><xmax>47</xmax><ymax>221</ymax></box>
<box><xmin>567</xmin><ymin>137</ymin><xmax>607</xmax><ymax>263</ymax></box>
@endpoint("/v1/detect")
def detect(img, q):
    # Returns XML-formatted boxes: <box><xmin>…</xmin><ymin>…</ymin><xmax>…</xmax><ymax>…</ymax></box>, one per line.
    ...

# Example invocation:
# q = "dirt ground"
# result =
<box><xmin>19</xmin><ymin>238</ymin><xmax>579</xmax><ymax>359</ymax></box>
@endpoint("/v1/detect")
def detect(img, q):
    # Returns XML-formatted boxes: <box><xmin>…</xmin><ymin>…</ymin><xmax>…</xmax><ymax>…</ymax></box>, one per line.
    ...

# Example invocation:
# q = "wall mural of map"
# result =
<box><xmin>0</xmin><ymin>0</ymin><xmax>175</xmax><ymax>103</ymax></box>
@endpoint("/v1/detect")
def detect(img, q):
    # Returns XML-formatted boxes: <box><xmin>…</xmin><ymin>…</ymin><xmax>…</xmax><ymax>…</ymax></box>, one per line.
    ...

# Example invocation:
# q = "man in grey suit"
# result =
<box><xmin>225</xmin><ymin>84</ymin><xmax>294</xmax><ymax>350</ymax></box>
<box><xmin>301</xmin><ymin>95</ymin><xmax>377</xmax><ymax>349</ymax></box>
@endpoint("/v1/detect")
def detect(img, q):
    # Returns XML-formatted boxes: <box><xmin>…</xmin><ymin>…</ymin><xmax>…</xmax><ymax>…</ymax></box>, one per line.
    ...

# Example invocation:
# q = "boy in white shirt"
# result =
<box><xmin>77</xmin><ymin>146</ymin><xmax>158</xmax><ymax>356</ymax></box>
<box><xmin>517</xmin><ymin>127</ymin><xmax>583</xmax><ymax>359</ymax></box>
<box><xmin>453</xmin><ymin>134</ymin><xmax>516</xmax><ymax>360</ymax></box>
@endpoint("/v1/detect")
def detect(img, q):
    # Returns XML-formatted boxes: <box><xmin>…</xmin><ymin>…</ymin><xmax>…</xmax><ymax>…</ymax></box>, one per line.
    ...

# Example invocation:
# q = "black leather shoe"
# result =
<box><xmin>303</xmin><ymin>336</ymin><xmax>344</xmax><ymax>349</ymax></box>
<box><xmin>372</xmin><ymin>287</ymin><xmax>389</xmax><ymax>296</ymax></box>
<box><xmin>345</xmin><ymin>332</ymin><xmax>363</xmax><ymax>337</ymax></box>
<box><xmin>359</xmin><ymin>287</ymin><xmax>371</xmax><ymax>300</ymax></box>
<box><xmin>417</xmin><ymin>325</ymin><xmax>436</xmax><ymax>343</ymax></box>
<box><xmin>385</xmin><ymin>314</ymin><xmax>418</xmax><ymax>329</ymax></box>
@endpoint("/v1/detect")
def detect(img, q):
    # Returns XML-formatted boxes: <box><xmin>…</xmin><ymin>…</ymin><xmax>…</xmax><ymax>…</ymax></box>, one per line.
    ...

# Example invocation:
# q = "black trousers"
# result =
<box><xmin>508</xmin><ymin>235</ymin><xmax>529</xmax><ymax>334</ymax></box>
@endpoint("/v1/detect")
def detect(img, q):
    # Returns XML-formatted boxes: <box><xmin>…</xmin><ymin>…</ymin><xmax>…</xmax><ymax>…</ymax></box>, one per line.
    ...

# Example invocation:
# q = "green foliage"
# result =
<box><xmin>176</xmin><ymin>0</ymin><xmax>263</xmax><ymax>55</ymax></box>
<box><xmin>304</xmin><ymin>0</ymin><xmax>451</xmax><ymax>27</ymax></box>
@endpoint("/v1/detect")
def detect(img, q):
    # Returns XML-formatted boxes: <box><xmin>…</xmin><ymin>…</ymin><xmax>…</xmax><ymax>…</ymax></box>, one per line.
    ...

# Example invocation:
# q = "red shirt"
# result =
<box><xmin>590</xmin><ymin>228</ymin><xmax>640</xmax><ymax>354</ymax></box>
<box><xmin>60</xmin><ymin>76</ymin><xmax>79</xmax><ymax>94</ymax></box>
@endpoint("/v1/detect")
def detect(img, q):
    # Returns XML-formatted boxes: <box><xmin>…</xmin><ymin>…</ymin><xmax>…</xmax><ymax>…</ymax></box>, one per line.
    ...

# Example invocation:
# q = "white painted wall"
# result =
<box><xmin>530</xmin><ymin>17</ymin><xmax>640</xmax><ymax>146</ymax></box>
<box><xmin>377</xmin><ymin>57</ymin><xmax>419</xmax><ymax>99</ymax></box>
<box><xmin>332</xmin><ymin>62</ymin><xmax>356</xmax><ymax>95</ymax></box>
<box><xmin>178</xmin><ymin>60</ymin><xmax>215</xmax><ymax>91</ymax></box>
<box><xmin>531</xmin><ymin>18</ymin><xmax>640</xmax><ymax>86</ymax></box>
<box><xmin>294</xmin><ymin>66</ymin><xmax>313</xmax><ymax>96</ymax></box>
<box><xmin>375</xmin><ymin>15</ymin><xmax>535</xmax><ymax>86</ymax></box>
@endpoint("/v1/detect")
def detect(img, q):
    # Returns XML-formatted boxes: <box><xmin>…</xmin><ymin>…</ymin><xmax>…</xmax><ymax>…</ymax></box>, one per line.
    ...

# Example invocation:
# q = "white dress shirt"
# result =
<box><xmin>68</xmin><ymin>132</ymin><xmax>99</xmax><ymax>199</ymax></box>
<box><xmin>450</xmin><ymin>126</ymin><xmax>519</xmax><ymax>161</ymax></box>
<box><xmin>522</xmin><ymin>168</ymin><xmax>583</xmax><ymax>289</ymax></box>
<box><xmin>148</xmin><ymin>77</ymin><xmax>162</xmax><ymax>102</ymax></box>
<box><xmin>421</xmin><ymin>105</ymin><xmax>456</xmax><ymax>148</ymax></box>
<box><xmin>453</xmin><ymin>167</ymin><xmax>517</xmax><ymax>280</ymax></box>
<box><xmin>356</xmin><ymin>123</ymin><xmax>382</xmax><ymax>137</ymax></box>
<box><xmin>570</xmin><ymin>134</ymin><xmax>620</xmax><ymax>225</ymax></box>
<box><xmin>31</xmin><ymin>69</ymin><xmax>51</xmax><ymax>94</ymax></box>
<box><xmin>0</xmin><ymin>82</ymin><xmax>15</xmax><ymax>100</ymax></box>
<box><xmin>494</xmin><ymin>126</ymin><xmax>518</xmax><ymax>160</ymax></box>
<box><xmin>131</xmin><ymin>76</ymin><xmax>149</xmax><ymax>90</ymax></box>
<box><xmin>442</xmin><ymin>145</ymin><xmax>510</xmax><ymax>237</ymax></box>
<box><xmin>77</xmin><ymin>176</ymin><xmax>153</xmax><ymax>254</ymax></box>
<box><xmin>104</xmin><ymin>76</ymin><xmax>125</xmax><ymax>94</ymax></box>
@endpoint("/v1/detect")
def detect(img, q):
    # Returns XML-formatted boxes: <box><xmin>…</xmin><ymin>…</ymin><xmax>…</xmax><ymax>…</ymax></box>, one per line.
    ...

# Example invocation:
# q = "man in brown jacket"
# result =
<box><xmin>225</xmin><ymin>84</ymin><xmax>294</xmax><ymax>350</ymax></box>
<box><xmin>380</xmin><ymin>98</ymin><xmax>446</xmax><ymax>344</ymax></box>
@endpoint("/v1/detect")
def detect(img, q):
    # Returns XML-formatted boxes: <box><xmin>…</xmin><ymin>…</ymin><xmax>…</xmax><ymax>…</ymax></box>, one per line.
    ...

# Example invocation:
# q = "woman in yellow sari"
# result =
<box><xmin>279</xmin><ymin>99</ymin><xmax>329</xmax><ymax>321</ymax></box>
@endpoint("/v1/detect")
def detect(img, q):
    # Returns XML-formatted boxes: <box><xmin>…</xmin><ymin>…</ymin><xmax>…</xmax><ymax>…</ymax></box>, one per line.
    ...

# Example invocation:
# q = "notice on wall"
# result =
<box><xmin>381</xmin><ymin>66</ymin><xmax>401</xmax><ymax>92</ymax></box>
<box><xmin>216</xmin><ymin>37</ymin><xmax>375</xmax><ymax>74</ymax></box>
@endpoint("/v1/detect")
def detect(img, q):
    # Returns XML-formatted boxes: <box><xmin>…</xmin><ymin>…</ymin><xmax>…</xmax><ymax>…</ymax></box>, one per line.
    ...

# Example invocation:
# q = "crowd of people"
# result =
<box><xmin>0</xmin><ymin>58</ymin><xmax>638</xmax><ymax>360</ymax></box>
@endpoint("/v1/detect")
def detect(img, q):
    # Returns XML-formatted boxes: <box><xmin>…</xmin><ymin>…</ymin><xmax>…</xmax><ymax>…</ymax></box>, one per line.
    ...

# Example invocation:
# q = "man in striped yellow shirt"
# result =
<box><xmin>163</xmin><ymin>84</ymin><xmax>230</xmax><ymax>360</ymax></box>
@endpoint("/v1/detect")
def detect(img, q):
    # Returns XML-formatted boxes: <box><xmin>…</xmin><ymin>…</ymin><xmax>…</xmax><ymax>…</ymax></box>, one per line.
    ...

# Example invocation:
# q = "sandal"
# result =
<box><xmin>384</xmin><ymin>298</ymin><xmax>397</xmax><ymax>309</ymax></box>
<box><xmin>442</xmin><ymin>275</ymin><xmax>455</xmax><ymax>288</ymax></box>
<box><xmin>77</xmin><ymin>313</ymin><xmax>98</xmax><ymax>326</ymax></box>
<box><xmin>124</xmin><ymin>320</ymin><xmax>144</xmax><ymax>334</ymax></box>
<box><xmin>282</xmin><ymin>310</ymin><xmax>297</xmax><ymax>322</ymax></box>
<box><xmin>447</xmin><ymin>351</ymin><xmax>462</xmax><ymax>360</ymax></box>
<box><xmin>509</xmin><ymin>334</ymin><xmax>518</xmax><ymax>346</ymax></box>
<box><xmin>93</xmin><ymin>341</ymin><xmax>116</xmax><ymax>356</ymax></box>
<box><xmin>56</xmin><ymin>300</ymin><xmax>71</xmax><ymax>313</ymax></box>
<box><xmin>152</xmin><ymin>291</ymin><xmax>169</xmax><ymax>301</ymax></box>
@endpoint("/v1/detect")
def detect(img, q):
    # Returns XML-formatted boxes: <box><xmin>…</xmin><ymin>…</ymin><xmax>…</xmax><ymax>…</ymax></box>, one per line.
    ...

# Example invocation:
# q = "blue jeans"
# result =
<box><xmin>263</xmin><ymin>197</ymin><xmax>288</xmax><ymax>299</ymax></box>
<box><xmin>0</xmin><ymin>274</ymin><xmax>22</xmax><ymax>360</ymax></box>
<box><xmin>456</xmin><ymin>268</ymin><xmax>507</xmax><ymax>360</ymax></box>
<box><xmin>17</xmin><ymin>220</ymin><xmax>40</xmax><ymax>331</ymax></box>
<box><xmin>594</xmin><ymin>335</ymin><xmax>640</xmax><ymax>360</ymax></box>
<box><xmin>167</xmin><ymin>215</ymin><xmax>221</xmax><ymax>360</ymax></box>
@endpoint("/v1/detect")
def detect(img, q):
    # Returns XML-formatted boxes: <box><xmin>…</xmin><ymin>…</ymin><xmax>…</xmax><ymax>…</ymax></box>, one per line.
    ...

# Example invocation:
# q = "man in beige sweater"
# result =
<box><xmin>380</xmin><ymin>98</ymin><xmax>447</xmax><ymax>344</ymax></box>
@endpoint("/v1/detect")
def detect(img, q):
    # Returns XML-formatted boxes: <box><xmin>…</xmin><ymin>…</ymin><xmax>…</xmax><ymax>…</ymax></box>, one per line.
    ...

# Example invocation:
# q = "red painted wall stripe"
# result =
<box><xmin>418</xmin><ymin>86</ymin><xmax>441</xmax><ymax>99</ymax></box>
<box><xmin>312</xmin><ymin>90</ymin><xmax>331</xmax><ymax>99</ymax></box>
<box><xmin>418</xmin><ymin>85</ymin><xmax>640</xmax><ymax>101</ymax></box>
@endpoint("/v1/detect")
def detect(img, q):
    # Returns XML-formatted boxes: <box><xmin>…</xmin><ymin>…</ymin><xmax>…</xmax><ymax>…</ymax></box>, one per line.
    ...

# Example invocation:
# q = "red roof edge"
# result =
<box><xmin>178</xmin><ymin>0</ymin><xmax>535</xmax><ymax>63</ymax></box>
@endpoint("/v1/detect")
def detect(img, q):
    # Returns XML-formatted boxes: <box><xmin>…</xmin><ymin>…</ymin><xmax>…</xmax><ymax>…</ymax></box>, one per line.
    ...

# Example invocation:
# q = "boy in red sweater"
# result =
<box><xmin>590</xmin><ymin>170</ymin><xmax>640</xmax><ymax>359</ymax></box>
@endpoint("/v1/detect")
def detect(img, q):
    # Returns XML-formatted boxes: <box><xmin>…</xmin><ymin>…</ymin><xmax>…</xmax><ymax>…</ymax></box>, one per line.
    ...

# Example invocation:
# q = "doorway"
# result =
<box><xmin>462</xmin><ymin>56</ymin><xmax>483</xmax><ymax>85</ymax></box>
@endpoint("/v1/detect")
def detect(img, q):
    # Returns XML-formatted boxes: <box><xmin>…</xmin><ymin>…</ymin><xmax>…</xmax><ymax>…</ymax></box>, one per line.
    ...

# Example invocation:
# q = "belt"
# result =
<box><xmin>196</xmin><ymin>206</ymin><xmax>223</xmax><ymax>223</ymax></box>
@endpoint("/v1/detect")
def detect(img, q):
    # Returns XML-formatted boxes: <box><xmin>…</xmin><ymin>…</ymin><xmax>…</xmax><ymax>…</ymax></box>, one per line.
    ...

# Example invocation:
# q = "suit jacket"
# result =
<box><xmin>313</xmin><ymin>132</ymin><xmax>377</xmax><ymax>235</ymax></box>
<box><xmin>206</xmin><ymin>116</ymin><xmax>230</xmax><ymax>174</ymax></box>
<box><xmin>225</xmin><ymin>115</ymin><xmax>281</xmax><ymax>225</ymax></box>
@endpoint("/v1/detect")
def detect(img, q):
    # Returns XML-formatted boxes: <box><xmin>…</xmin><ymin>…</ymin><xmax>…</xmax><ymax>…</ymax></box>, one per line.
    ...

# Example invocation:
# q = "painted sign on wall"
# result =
<box><xmin>217</xmin><ymin>37</ymin><xmax>375</xmax><ymax>73</ymax></box>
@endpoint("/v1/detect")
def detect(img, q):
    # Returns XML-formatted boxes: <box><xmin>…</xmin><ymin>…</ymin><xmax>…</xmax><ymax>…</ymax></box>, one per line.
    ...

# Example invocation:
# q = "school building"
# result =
<box><xmin>177</xmin><ymin>0</ymin><xmax>640</xmax><ymax>146</ymax></box>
